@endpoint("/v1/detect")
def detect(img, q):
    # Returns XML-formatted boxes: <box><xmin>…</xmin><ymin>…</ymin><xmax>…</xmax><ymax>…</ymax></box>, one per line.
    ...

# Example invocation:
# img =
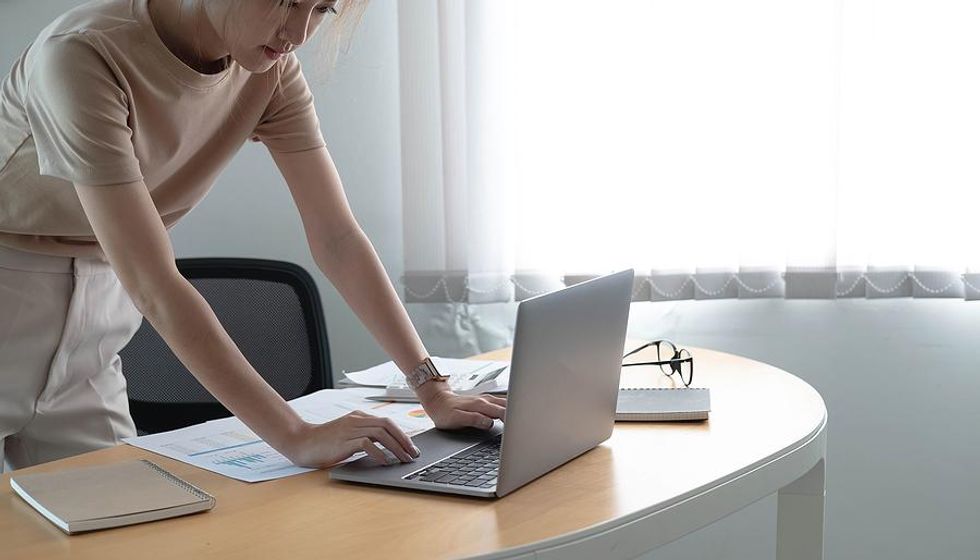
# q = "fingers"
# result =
<box><xmin>481</xmin><ymin>394</ymin><xmax>508</xmax><ymax>407</ymax></box>
<box><xmin>455</xmin><ymin>410</ymin><xmax>496</xmax><ymax>430</ymax></box>
<box><xmin>354</xmin><ymin>426</ymin><xmax>415</xmax><ymax>463</ymax></box>
<box><xmin>460</xmin><ymin>396</ymin><xmax>506</xmax><ymax>419</ymax></box>
<box><xmin>346</xmin><ymin>411</ymin><xmax>419</xmax><ymax>463</ymax></box>
<box><xmin>352</xmin><ymin>437</ymin><xmax>388</xmax><ymax>465</ymax></box>
<box><xmin>436</xmin><ymin>395</ymin><xmax>506</xmax><ymax>430</ymax></box>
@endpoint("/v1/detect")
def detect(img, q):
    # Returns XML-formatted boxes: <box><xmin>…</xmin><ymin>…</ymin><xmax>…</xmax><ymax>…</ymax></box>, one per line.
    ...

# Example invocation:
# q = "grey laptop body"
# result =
<box><xmin>329</xmin><ymin>269</ymin><xmax>634</xmax><ymax>498</ymax></box>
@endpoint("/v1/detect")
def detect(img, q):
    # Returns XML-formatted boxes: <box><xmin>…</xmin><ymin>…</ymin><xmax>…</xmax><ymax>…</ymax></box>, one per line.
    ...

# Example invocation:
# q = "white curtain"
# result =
<box><xmin>397</xmin><ymin>0</ymin><xmax>980</xmax><ymax>303</ymax></box>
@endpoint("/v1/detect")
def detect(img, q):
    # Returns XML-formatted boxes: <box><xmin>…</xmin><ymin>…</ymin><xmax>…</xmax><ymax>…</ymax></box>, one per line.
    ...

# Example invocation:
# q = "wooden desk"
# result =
<box><xmin>1</xmin><ymin>345</ymin><xmax>826</xmax><ymax>560</ymax></box>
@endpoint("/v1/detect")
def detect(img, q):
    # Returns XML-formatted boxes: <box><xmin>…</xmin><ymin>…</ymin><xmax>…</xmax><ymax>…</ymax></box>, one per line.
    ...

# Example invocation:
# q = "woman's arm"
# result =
<box><xmin>75</xmin><ymin>179</ymin><xmax>419</xmax><ymax>467</ymax></box>
<box><xmin>270</xmin><ymin>147</ymin><xmax>506</xmax><ymax>428</ymax></box>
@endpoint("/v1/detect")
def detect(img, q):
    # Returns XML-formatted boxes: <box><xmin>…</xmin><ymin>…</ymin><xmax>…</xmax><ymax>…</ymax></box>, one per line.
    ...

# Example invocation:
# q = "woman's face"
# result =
<box><xmin>208</xmin><ymin>0</ymin><xmax>339</xmax><ymax>72</ymax></box>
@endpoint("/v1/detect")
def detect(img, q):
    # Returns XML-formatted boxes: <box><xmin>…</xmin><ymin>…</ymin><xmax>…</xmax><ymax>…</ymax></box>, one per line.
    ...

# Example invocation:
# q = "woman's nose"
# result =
<box><xmin>279</xmin><ymin>11</ymin><xmax>311</xmax><ymax>46</ymax></box>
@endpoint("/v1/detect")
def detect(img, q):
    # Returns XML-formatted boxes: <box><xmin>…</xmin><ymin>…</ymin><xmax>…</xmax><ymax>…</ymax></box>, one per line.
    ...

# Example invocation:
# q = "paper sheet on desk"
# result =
<box><xmin>339</xmin><ymin>357</ymin><xmax>509</xmax><ymax>390</ymax></box>
<box><xmin>122</xmin><ymin>388</ymin><xmax>435</xmax><ymax>483</ymax></box>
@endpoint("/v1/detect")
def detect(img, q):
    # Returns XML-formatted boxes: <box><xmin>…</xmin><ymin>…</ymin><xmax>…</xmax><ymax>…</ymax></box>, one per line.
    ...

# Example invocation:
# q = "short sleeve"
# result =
<box><xmin>252</xmin><ymin>53</ymin><xmax>327</xmax><ymax>153</ymax></box>
<box><xmin>24</xmin><ymin>32</ymin><xmax>143</xmax><ymax>186</ymax></box>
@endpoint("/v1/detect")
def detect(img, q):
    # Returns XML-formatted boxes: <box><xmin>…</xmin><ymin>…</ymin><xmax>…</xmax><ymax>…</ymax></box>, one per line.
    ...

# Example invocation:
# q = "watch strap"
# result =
<box><xmin>406</xmin><ymin>357</ymin><xmax>449</xmax><ymax>390</ymax></box>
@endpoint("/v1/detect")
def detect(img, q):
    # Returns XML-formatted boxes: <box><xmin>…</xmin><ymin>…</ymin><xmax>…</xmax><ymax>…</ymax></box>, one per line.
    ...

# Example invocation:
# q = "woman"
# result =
<box><xmin>0</xmin><ymin>0</ymin><xmax>506</xmax><ymax>472</ymax></box>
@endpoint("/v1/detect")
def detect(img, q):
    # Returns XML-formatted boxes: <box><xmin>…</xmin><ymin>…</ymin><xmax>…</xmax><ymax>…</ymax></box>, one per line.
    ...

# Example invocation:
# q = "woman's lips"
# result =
<box><xmin>263</xmin><ymin>46</ymin><xmax>283</xmax><ymax>60</ymax></box>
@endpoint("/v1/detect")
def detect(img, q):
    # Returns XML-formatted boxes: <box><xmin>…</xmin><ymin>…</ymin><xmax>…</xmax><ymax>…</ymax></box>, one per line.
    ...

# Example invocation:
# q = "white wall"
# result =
<box><xmin>4</xmin><ymin>2</ymin><xmax>980</xmax><ymax>559</ymax></box>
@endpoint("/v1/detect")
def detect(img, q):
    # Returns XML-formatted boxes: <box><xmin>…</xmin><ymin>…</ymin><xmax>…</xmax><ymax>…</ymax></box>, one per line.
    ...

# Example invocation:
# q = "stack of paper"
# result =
<box><xmin>339</xmin><ymin>357</ymin><xmax>510</xmax><ymax>399</ymax></box>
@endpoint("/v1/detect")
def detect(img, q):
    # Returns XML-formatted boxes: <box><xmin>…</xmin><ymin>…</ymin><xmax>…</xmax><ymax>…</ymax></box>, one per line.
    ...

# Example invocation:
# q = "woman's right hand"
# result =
<box><xmin>281</xmin><ymin>411</ymin><xmax>421</xmax><ymax>469</ymax></box>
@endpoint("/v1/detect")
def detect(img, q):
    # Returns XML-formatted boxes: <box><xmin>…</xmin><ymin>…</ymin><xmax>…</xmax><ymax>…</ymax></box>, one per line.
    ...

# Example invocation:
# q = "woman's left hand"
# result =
<box><xmin>417</xmin><ymin>382</ymin><xmax>507</xmax><ymax>430</ymax></box>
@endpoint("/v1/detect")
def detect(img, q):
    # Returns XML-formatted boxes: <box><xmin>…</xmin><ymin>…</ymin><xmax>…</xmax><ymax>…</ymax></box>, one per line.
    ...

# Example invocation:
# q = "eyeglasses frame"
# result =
<box><xmin>621</xmin><ymin>340</ymin><xmax>694</xmax><ymax>387</ymax></box>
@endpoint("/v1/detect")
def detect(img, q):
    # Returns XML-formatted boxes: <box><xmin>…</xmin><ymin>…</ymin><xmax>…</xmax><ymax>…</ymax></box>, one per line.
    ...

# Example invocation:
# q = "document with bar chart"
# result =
<box><xmin>123</xmin><ymin>388</ymin><xmax>436</xmax><ymax>482</ymax></box>
<box><xmin>124</xmin><ymin>419</ymin><xmax>309</xmax><ymax>482</ymax></box>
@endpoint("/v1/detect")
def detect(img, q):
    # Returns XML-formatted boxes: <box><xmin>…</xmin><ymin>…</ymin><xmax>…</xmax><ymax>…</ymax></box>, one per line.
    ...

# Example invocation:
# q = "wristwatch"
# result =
<box><xmin>406</xmin><ymin>357</ymin><xmax>450</xmax><ymax>390</ymax></box>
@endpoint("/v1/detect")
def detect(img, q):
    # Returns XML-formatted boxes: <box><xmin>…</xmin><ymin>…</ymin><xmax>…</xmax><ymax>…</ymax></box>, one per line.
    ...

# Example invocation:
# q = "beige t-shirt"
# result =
<box><xmin>0</xmin><ymin>0</ymin><xmax>326</xmax><ymax>258</ymax></box>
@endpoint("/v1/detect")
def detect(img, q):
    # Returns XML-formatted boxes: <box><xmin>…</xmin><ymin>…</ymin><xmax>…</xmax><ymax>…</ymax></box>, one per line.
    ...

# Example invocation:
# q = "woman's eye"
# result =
<box><xmin>278</xmin><ymin>1</ymin><xmax>336</xmax><ymax>15</ymax></box>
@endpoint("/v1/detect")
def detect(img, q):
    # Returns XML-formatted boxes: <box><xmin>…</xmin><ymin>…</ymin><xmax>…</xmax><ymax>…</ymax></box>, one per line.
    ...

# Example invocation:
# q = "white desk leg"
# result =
<box><xmin>776</xmin><ymin>458</ymin><xmax>825</xmax><ymax>560</ymax></box>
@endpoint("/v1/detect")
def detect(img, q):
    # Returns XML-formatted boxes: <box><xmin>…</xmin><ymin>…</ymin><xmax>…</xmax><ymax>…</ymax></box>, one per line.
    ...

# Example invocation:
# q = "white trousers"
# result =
<box><xmin>0</xmin><ymin>245</ymin><xmax>142</xmax><ymax>472</ymax></box>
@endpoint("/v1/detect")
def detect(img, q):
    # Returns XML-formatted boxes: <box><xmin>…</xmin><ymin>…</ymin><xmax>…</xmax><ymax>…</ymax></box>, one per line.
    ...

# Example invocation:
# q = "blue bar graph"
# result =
<box><xmin>213</xmin><ymin>452</ymin><xmax>270</xmax><ymax>469</ymax></box>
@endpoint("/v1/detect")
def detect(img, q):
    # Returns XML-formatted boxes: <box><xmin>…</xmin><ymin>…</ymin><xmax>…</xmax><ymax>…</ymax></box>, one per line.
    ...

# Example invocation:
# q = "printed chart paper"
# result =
<box><xmin>123</xmin><ymin>388</ymin><xmax>435</xmax><ymax>482</ymax></box>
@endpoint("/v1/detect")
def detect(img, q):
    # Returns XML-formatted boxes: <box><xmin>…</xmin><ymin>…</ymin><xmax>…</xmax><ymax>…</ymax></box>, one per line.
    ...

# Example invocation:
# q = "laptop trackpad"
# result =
<box><xmin>329</xmin><ymin>422</ymin><xmax>504</xmax><ymax>482</ymax></box>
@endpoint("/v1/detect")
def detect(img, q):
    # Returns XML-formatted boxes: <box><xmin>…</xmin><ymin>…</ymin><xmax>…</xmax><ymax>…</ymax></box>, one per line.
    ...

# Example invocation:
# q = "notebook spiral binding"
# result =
<box><xmin>140</xmin><ymin>460</ymin><xmax>216</xmax><ymax>504</ymax></box>
<box><xmin>619</xmin><ymin>387</ymin><xmax>708</xmax><ymax>391</ymax></box>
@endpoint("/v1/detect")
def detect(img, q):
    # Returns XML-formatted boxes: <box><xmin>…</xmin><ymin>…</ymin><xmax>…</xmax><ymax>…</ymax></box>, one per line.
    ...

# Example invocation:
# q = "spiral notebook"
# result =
<box><xmin>616</xmin><ymin>387</ymin><xmax>711</xmax><ymax>421</ymax></box>
<box><xmin>9</xmin><ymin>459</ymin><xmax>215</xmax><ymax>534</ymax></box>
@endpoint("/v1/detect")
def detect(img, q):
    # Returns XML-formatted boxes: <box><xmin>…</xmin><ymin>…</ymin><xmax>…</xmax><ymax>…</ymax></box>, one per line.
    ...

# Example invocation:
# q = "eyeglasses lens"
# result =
<box><xmin>677</xmin><ymin>348</ymin><xmax>693</xmax><ymax>386</ymax></box>
<box><xmin>656</xmin><ymin>340</ymin><xmax>678</xmax><ymax>377</ymax></box>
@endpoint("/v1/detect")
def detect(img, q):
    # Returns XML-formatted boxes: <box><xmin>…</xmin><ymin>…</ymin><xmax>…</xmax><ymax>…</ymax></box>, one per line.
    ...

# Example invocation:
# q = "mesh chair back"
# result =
<box><xmin>119</xmin><ymin>258</ymin><xmax>331</xmax><ymax>434</ymax></box>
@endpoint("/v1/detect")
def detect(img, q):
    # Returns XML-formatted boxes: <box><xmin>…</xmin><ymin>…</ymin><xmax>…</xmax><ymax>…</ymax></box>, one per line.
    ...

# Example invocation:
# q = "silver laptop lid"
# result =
<box><xmin>495</xmin><ymin>269</ymin><xmax>634</xmax><ymax>497</ymax></box>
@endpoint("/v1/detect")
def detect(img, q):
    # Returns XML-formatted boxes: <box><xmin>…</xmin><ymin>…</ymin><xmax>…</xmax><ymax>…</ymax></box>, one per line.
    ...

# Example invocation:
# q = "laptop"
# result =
<box><xmin>329</xmin><ymin>269</ymin><xmax>635</xmax><ymax>498</ymax></box>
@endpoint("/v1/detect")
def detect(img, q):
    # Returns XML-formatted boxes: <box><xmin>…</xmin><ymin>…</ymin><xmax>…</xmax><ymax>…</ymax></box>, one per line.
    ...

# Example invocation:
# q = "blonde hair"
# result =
<box><xmin>316</xmin><ymin>0</ymin><xmax>370</xmax><ymax>80</ymax></box>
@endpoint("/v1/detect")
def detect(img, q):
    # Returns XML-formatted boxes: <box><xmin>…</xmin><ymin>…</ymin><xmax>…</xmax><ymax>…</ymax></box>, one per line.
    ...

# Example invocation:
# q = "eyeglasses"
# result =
<box><xmin>622</xmin><ymin>339</ymin><xmax>694</xmax><ymax>387</ymax></box>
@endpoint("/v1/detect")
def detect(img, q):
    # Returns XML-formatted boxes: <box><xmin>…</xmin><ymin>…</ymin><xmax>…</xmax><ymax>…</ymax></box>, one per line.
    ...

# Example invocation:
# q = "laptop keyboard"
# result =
<box><xmin>405</xmin><ymin>434</ymin><xmax>502</xmax><ymax>489</ymax></box>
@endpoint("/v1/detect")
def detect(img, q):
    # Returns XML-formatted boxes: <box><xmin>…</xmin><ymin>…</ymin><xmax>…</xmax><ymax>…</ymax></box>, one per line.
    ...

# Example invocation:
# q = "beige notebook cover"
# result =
<box><xmin>10</xmin><ymin>459</ymin><xmax>215</xmax><ymax>534</ymax></box>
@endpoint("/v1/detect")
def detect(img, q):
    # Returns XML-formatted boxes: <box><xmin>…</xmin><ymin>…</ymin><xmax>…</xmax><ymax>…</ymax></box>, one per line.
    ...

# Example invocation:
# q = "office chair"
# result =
<box><xmin>119</xmin><ymin>258</ymin><xmax>332</xmax><ymax>435</ymax></box>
